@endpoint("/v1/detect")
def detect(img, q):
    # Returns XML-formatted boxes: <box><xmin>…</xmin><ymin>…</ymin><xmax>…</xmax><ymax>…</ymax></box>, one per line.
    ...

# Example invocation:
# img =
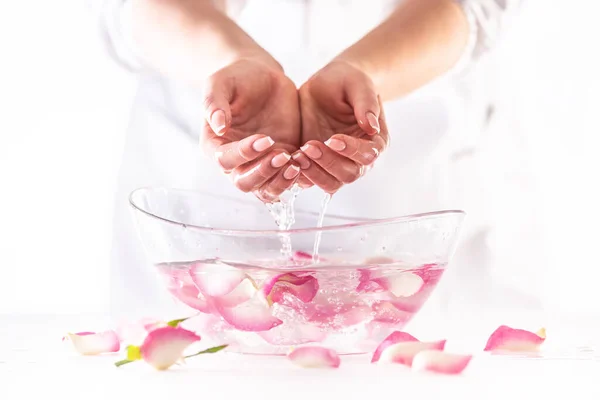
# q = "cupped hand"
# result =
<box><xmin>295</xmin><ymin>60</ymin><xmax>389</xmax><ymax>193</ymax></box>
<box><xmin>200</xmin><ymin>57</ymin><xmax>302</xmax><ymax>202</ymax></box>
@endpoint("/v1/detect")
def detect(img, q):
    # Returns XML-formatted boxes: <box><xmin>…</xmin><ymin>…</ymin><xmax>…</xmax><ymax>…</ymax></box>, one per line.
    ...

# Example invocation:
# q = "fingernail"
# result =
<box><xmin>283</xmin><ymin>165</ymin><xmax>300</xmax><ymax>180</ymax></box>
<box><xmin>271</xmin><ymin>152</ymin><xmax>291</xmax><ymax>168</ymax></box>
<box><xmin>366</xmin><ymin>112</ymin><xmax>380</xmax><ymax>133</ymax></box>
<box><xmin>292</xmin><ymin>153</ymin><xmax>311</xmax><ymax>169</ymax></box>
<box><xmin>211</xmin><ymin>109</ymin><xmax>227</xmax><ymax>136</ymax></box>
<box><xmin>325</xmin><ymin>138</ymin><xmax>346</xmax><ymax>152</ymax></box>
<box><xmin>300</xmin><ymin>144</ymin><xmax>322</xmax><ymax>159</ymax></box>
<box><xmin>252</xmin><ymin>136</ymin><xmax>275</xmax><ymax>152</ymax></box>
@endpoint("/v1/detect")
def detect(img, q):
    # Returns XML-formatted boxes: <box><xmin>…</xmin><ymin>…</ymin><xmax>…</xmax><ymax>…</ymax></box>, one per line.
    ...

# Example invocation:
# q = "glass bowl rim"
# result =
<box><xmin>129</xmin><ymin>186</ymin><xmax>466</xmax><ymax>236</ymax></box>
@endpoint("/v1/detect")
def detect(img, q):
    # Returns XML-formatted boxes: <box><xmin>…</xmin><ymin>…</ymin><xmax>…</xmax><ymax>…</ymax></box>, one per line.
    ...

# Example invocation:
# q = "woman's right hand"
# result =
<box><xmin>200</xmin><ymin>56</ymin><xmax>302</xmax><ymax>203</ymax></box>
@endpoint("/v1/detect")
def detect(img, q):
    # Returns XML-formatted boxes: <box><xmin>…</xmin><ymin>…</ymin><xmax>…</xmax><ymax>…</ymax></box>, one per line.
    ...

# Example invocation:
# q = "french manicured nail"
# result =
<box><xmin>271</xmin><ymin>152</ymin><xmax>291</xmax><ymax>168</ymax></box>
<box><xmin>292</xmin><ymin>153</ymin><xmax>311</xmax><ymax>169</ymax></box>
<box><xmin>211</xmin><ymin>110</ymin><xmax>227</xmax><ymax>136</ymax></box>
<box><xmin>300</xmin><ymin>144</ymin><xmax>322</xmax><ymax>159</ymax></box>
<box><xmin>283</xmin><ymin>165</ymin><xmax>300</xmax><ymax>180</ymax></box>
<box><xmin>325</xmin><ymin>138</ymin><xmax>346</xmax><ymax>152</ymax></box>
<box><xmin>252</xmin><ymin>136</ymin><xmax>275</xmax><ymax>152</ymax></box>
<box><xmin>366</xmin><ymin>112</ymin><xmax>380</xmax><ymax>133</ymax></box>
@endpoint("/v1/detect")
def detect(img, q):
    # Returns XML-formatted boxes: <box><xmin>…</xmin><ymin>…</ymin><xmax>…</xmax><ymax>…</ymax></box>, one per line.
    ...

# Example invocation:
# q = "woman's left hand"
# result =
<box><xmin>295</xmin><ymin>60</ymin><xmax>389</xmax><ymax>193</ymax></box>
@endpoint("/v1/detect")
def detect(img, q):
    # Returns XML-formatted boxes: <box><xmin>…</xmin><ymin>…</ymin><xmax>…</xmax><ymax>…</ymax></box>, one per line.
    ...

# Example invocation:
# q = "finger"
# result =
<box><xmin>323</xmin><ymin>134</ymin><xmax>382</xmax><ymax>166</ymax></box>
<box><xmin>230</xmin><ymin>150</ymin><xmax>291</xmax><ymax>193</ymax></box>
<box><xmin>214</xmin><ymin>134</ymin><xmax>275</xmax><ymax>172</ymax></box>
<box><xmin>345</xmin><ymin>78</ymin><xmax>380</xmax><ymax>136</ymax></box>
<box><xmin>291</xmin><ymin>152</ymin><xmax>315</xmax><ymax>189</ymax></box>
<box><xmin>202</xmin><ymin>73</ymin><xmax>234</xmax><ymax>136</ymax></box>
<box><xmin>300</xmin><ymin>140</ymin><xmax>361</xmax><ymax>184</ymax></box>
<box><xmin>257</xmin><ymin>164</ymin><xmax>301</xmax><ymax>202</ymax></box>
<box><xmin>291</xmin><ymin>152</ymin><xmax>342</xmax><ymax>194</ymax></box>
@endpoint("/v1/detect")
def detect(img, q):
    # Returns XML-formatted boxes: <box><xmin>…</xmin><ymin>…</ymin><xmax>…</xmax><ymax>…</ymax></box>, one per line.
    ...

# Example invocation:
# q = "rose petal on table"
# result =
<box><xmin>262</xmin><ymin>273</ymin><xmax>319</xmax><ymax>304</ymax></box>
<box><xmin>288</xmin><ymin>346</ymin><xmax>341</xmax><ymax>369</ymax></box>
<box><xmin>190</xmin><ymin>262</ymin><xmax>248</xmax><ymax>297</ymax></box>
<box><xmin>484</xmin><ymin>325</ymin><xmax>546</xmax><ymax>352</ymax></box>
<box><xmin>140</xmin><ymin>326</ymin><xmax>201</xmax><ymax>371</ymax></box>
<box><xmin>377</xmin><ymin>340</ymin><xmax>447</xmax><ymax>366</ymax></box>
<box><xmin>65</xmin><ymin>330</ymin><xmax>120</xmax><ymax>355</ymax></box>
<box><xmin>374</xmin><ymin>272</ymin><xmax>424</xmax><ymax>298</ymax></box>
<box><xmin>371</xmin><ymin>331</ymin><xmax>419</xmax><ymax>363</ymax></box>
<box><xmin>214</xmin><ymin>295</ymin><xmax>283</xmax><ymax>332</ymax></box>
<box><xmin>412</xmin><ymin>350</ymin><xmax>473</xmax><ymax>375</ymax></box>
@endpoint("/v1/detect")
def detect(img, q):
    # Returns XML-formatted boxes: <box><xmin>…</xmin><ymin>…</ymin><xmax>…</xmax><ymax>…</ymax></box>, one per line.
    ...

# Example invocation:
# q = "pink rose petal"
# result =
<box><xmin>484</xmin><ymin>325</ymin><xmax>546</xmax><ymax>352</ymax></box>
<box><xmin>190</xmin><ymin>262</ymin><xmax>248</xmax><ymax>297</ymax></box>
<box><xmin>216</xmin><ymin>278</ymin><xmax>258</xmax><ymax>308</ymax></box>
<box><xmin>371</xmin><ymin>301</ymin><xmax>414</xmax><ymax>325</ymax></box>
<box><xmin>65</xmin><ymin>330</ymin><xmax>120</xmax><ymax>355</ymax></box>
<box><xmin>214</xmin><ymin>295</ymin><xmax>283</xmax><ymax>332</ymax></box>
<box><xmin>412</xmin><ymin>350</ymin><xmax>473</xmax><ymax>375</ymax></box>
<box><xmin>292</xmin><ymin>251</ymin><xmax>313</xmax><ymax>261</ymax></box>
<box><xmin>162</xmin><ymin>268</ymin><xmax>214</xmax><ymax>313</ymax></box>
<box><xmin>371</xmin><ymin>331</ymin><xmax>419</xmax><ymax>363</ymax></box>
<box><xmin>377</xmin><ymin>340</ymin><xmax>447</xmax><ymax>366</ymax></box>
<box><xmin>139</xmin><ymin>326</ymin><xmax>201</xmax><ymax>370</ymax></box>
<box><xmin>262</xmin><ymin>273</ymin><xmax>319</xmax><ymax>304</ymax></box>
<box><xmin>288</xmin><ymin>346</ymin><xmax>341</xmax><ymax>369</ymax></box>
<box><xmin>374</xmin><ymin>272</ymin><xmax>424</xmax><ymax>298</ymax></box>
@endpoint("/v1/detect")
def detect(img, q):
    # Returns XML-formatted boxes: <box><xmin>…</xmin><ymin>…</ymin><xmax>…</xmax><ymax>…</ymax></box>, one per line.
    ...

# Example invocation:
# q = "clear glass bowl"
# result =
<box><xmin>129</xmin><ymin>187</ymin><xmax>466</xmax><ymax>355</ymax></box>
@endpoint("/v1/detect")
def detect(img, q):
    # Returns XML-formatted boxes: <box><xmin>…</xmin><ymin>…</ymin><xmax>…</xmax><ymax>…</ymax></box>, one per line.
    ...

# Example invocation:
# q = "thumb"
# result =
<box><xmin>345</xmin><ymin>79</ymin><xmax>380</xmax><ymax>136</ymax></box>
<box><xmin>202</xmin><ymin>74</ymin><xmax>234</xmax><ymax>136</ymax></box>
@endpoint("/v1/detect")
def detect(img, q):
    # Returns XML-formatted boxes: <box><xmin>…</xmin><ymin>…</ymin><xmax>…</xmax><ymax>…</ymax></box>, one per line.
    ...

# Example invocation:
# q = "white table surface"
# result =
<box><xmin>2</xmin><ymin>312</ymin><xmax>600</xmax><ymax>399</ymax></box>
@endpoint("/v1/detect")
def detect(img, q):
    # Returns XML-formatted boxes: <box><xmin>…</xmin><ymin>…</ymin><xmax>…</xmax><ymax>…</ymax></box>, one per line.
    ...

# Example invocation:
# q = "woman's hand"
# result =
<box><xmin>295</xmin><ymin>61</ymin><xmax>389</xmax><ymax>193</ymax></box>
<box><xmin>200</xmin><ymin>56</ymin><xmax>302</xmax><ymax>202</ymax></box>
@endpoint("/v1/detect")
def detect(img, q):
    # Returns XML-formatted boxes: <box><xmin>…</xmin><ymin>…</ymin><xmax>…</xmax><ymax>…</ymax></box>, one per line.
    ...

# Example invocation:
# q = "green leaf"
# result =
<box><xmin>184</xmin><ymin>344</ymin><xmax>229</xmax><ymax>359</ymax></box>
<box><xmin>166</xmin><ymin>317</ymin><xmax>191</xmax><ymax>327</ymax></box>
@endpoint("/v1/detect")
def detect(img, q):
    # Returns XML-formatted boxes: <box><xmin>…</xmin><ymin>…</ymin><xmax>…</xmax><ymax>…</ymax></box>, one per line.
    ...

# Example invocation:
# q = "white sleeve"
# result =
<box><xmin>452</xmin><ymin>0</ymin><xmax>524</xmax><ymax>71</ymax></box>
<box><xmin>87</xmin><ymin>0</ymin><xmax>145</xmax><ymax>73</ymax></box>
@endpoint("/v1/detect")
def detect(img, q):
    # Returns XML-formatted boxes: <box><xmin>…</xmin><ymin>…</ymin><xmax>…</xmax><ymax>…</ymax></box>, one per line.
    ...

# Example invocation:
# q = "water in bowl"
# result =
<box><xmin>156</xmin><ymin>256</ymin><xmax>445</xmax><ymax>355</ymax></box>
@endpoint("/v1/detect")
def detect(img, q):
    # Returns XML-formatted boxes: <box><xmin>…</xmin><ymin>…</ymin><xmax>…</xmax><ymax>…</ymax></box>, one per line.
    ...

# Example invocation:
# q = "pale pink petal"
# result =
<box><xmin>262</xmin><ymin>273</ymin><xmax>319</xmax><ymax>304</ymax></box>
<box><xmin>288</xmin><ymin>346</ymin><xmax>341</xmax><ymax>369</ymax></box>
<box><xmin>140</xmin><ymin>326</ymin><xmax>201</xmax><ymax>370</ymax></box>
<box><xmin>412</xmin><ymin>350</ymin><xmax>473</xmax><ymax>375</ymax></box>
<box><xmin>377</xmin><ymin>340</ymin><xmax>447</xmax><ymax>366</ymax></box>
<box><xmin>484</xmin><ymin>325</ymin><xmax>546</xmax><ymax>352</ymax></box>
<box><xmin>356</xmin><ymin>269</ymin><xmax>385</xmax><ymax>293</ymax></box>
<box><xmin>371</xmin><ymin>331</ymin><xmax>419</xmax><ymax>363</ymax></box>
<box><xmin>214</xmin><ymin>295</ymin><xmax>283</xmax><ymax>332</ymax></box>
<box><xmin>258</xmin><ymin>323</ymin><xmax>327</xmax><ymax>345</ymax></box>
<box><xmin>374</xmin><ymin>272</ymin><xmax>424</xmax><ymax>298</ymax></box>
<box><xmin>65</xmin><ymin>330</ymin><xmax>120</xmax><ymax>355</ymax></box>
<box><xmin>190</xmin><ymin>262</ymin><xmax>247</xmax><ymax>297</ymax></box>
<box><xmin>216</xmin><ymin>278</ymin><xmax>258</xmax><ymax>308</ymax></box>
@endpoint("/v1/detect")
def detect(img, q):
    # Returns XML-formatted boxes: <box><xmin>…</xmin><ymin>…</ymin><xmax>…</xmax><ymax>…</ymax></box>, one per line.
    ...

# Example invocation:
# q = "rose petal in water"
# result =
<box><xmin>262</xmin><ymin>273</ymin><xmax>319</xmax><ymax>304</ymax></box>
<box><xmin>412</xmin><ymin>350</ymin><xmax>473</xmax><ymax>375</ymax></box>
<box><xmin>373</xmin><ymin>273</ymin><xmax>424</xmax><ymax>298</ymax></box>
<box><xmin>190</xmin><ymin>262</ymin><xmax>248</xmax><ymax>297</ymax></box>
<box><xmin>371</xmin><ymin>331</ymin><xmax>419</xmax><ymax>363</ymax></box>
<box><xmin>484</xmin><ymin>325</ymin><xmax>546</xmax><ymax>353</ymax></box>
<box><xmin>377</xmin><ymin>340</ymin><xmax>447</xmax><ymax>366</ymax></box>
<box><xmin>371</xmin><ymin>301</ymin><xmax>413</xmax><ymax>325</ymax></box>
<box><xmin>214</xmin><ymin>295</ymin><xmax>283</xmax><ymax>332</ymax></box>
<box><xmin>288</xmin><ymin>346</ymin><xmax>341</xmax><ymax>369</ymax></box>
<box><xmin>64</xmin><ymin>331</ymin><xmax>120</xmax><ymax>355</ymax></box>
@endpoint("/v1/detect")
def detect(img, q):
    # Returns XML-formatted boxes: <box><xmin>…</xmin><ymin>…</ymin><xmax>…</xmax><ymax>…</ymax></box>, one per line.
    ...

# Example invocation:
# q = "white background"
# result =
<box><xmin>1</xmin><ymin>0</ymin><xmax>599</xmax><ymax>315</ymax></box>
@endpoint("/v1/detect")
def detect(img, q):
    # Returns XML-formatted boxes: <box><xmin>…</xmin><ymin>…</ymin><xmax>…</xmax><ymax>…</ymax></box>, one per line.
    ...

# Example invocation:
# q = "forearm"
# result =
<box><xmin>335</xmin><ymin>0</ymin><xmax>470</xmax><ymax>101</ymax></box>
<box><xmin>129</xmin><ymin>0</ymin><xmax>280</xmax><ymax>86</ymax></box>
